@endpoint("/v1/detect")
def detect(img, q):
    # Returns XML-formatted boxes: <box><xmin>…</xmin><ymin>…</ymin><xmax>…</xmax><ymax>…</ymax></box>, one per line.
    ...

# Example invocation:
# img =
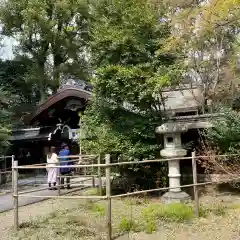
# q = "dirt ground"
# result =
<box><xmin>1</xmin><ymin>189</ymin><xmax>240</xmax><ymax>240</ymax></box>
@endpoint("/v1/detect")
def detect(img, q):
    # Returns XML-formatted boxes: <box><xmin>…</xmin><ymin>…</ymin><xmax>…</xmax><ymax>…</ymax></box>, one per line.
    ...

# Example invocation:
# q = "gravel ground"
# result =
<box><xmin>0</xmin><ymin>198</ymin><xmax>81</xmax><ymax>240</ymax></box>
<box><xmin>118</xmin><ymin>211</ymin><xmax>240</xmax><ymax>240</ymax></box>
<box><xmin>1</xmin><ymin>190</ymin><xmax>240</xmax><ymax>240</ymax></box>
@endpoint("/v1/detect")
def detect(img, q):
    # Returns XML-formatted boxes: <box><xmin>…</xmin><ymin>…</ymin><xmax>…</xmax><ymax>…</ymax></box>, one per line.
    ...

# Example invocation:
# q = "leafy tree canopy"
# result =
<box><xmin>0</xmin><ymin>0</ymin><xmax>91</xmax><ymax>100</ymax></box>
<box><xmin>165</xmin><ymin>0</ymin><xmax>240</xmax><ymax>110</ymax></box>
<box><xmin>81</xmin><ymin>0</ymin><xmax>183</xmax><ymax>160</ymax></box>
<box><xmin>0</xmin><ymin>57</ymin><xmax>43</xmax><ymax>126</ymax></box>
<box><xmin>0</xmin><ymin>89</ymin><xmax>12</xmax><ymax>153</ymax></box>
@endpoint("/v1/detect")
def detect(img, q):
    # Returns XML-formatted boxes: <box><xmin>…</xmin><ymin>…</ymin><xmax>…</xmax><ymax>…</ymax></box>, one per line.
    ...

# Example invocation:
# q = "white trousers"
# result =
<box><xmin>47</xmin><ymin>168</ymin><xmax>57</xmax><ymax>184</ymax></box>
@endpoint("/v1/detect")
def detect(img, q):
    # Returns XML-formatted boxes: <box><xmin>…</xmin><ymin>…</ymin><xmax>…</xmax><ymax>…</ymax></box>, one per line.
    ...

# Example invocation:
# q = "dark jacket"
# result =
<box><xmin>59</xmin><ymin>149</ymin><xmax>71</xmax><ymax>173</ymax></box>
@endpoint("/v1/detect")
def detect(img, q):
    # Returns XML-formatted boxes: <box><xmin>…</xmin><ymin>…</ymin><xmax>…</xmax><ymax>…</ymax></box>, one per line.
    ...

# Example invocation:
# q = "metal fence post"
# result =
<box><xmin>13</xmin><ymin>160</ymin><xmax>19</xmax><ymax>231</ymax></box>
<box><xmin>98</xmin><ymin>154</ymin><xmax>102</xmax><ymax>196</ymax></box>
<box><xmin>192</xmin><ymin>151</ymin><xmax>199</xmax><ymax>217</ymax></box>
<box><xmin>105</xmin><ymin>154</ymin><xmax>112</xmax><ymax>240</ymax></box>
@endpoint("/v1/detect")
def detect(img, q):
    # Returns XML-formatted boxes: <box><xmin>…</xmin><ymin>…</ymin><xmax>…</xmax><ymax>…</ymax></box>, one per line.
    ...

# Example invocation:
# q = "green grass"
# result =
<box><xmin>144</xmin><ymin>220</ymin><xmax>157</xmax><ymax>234</ymax></box>
<box><xmin>92</xmin><ymin>203</ymin><xmax>106</xmax><ymax>216</ymax></box>
<box><xmin>118</xmin><ymin>217</ymin><xmax>138</xmax><ymax>232</ymax></box>
<box><xmin>85</xmin><ymin>187</ymin><xmax>106</xmax><ymax>196</ymax></box>
<box><xmin>142</xmin><ymin>203</ymin><xmax>194</xmax><ymax>223</ymax></box>
<box><xmin>140</xmin><ymin>202</ymin><xmax>195</xmax><ymax>233</ymax></box>
<box><xmin>123</xmin><ymin>197</ymin><xmax>143</xmax><ymax>206</ymax></box>
<box><xmin>84</xmin><ymin>200</ymin><xmax>106</xmax><ymax>216</ymax></box>
<box><xmin>13</xmin><ymin>193</ymin><xmax>233</xmax><ymax>239</ymax></box>
<box><xmin>199</xmin><ymin>203</ymin><xmax>227</xmax><ymax>217</ymax></box>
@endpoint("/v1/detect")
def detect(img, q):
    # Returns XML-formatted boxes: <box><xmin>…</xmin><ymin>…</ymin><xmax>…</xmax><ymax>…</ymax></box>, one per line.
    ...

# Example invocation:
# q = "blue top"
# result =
<box><xmin>59</xmin><ymin>149</ymin><xmax>71</xmax><ymax>173</ymax></box>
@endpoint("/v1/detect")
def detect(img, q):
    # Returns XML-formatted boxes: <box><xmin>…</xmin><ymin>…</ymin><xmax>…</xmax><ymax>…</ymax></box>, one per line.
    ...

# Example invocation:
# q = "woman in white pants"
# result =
<box><xmin>46</xmin><ymin>146</ymin><xmax>58</xmax><ymax>190</ymax></box>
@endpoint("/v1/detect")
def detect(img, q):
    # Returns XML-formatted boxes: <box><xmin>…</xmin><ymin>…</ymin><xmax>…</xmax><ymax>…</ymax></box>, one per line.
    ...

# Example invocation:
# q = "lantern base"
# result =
<box><xmin>161</xmin><ymin>191</ymin><xmax>190</xmax><ymax>204</ymax></box>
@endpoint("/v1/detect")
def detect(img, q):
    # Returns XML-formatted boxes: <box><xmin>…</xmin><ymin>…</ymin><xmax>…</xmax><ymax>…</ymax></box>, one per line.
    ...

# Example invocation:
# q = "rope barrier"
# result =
<box><xmin>12</xmin><ymin>153</ymin><xmax>240</xmax><ymax>170</ymax></box>
<box><xmin>18</xmin><ymin>178</ymin><xmax>92</xmax><ymax>195</ymax></box>
<box><xmin>110</xmin><ymin>176</ymin><xmax>240</xmax><ymax>199</ymax></box>
<box><xmin>17</xmin><ymin>194</ymin><xmax>107</xmax><ymax>200</ymax></box>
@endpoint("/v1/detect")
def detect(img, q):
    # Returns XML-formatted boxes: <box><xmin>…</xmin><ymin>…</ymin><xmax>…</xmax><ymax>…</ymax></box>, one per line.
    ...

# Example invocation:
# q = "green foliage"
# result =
<box><xmin>85</xmin><ymin>187</ymin><xmax>106</xmax><ymax>196</ymax></box>
<box><xmin>165</xmin><ymin>0</ymin><xmax>240</xmax><ymax>110</ymax></box>
<box><xmin>90</xmin><ymin>0</ymin><xmax>183</xmax><ymax>103</ymax></box>
<box><xmin>15</xmin><ymin>194</ymin><xmax>232</xmax><ymax>238</ymax></box>
<box><xmin>118</xmin><ymin>217</ymin><xmax>138</xmax><ymax>233</ymax></box>
<box><xmin>0</xmin><ymin>0</ymin><xmax>90</xmax><ymax>99</ymax></box>
<box><xmin>111</xmin><ymin>162</ymin><xmax>168</xmax><ymax>192</ymax></box>
<box><xmin>81</xmin><ymin>101</ymin><xmax>160</xmax><ymax>160</ymax></box>
<box><xmin>144</xmin><ymin>219</ymin><xmax>157</xmax><ymax>234</ymax></box>
<box><xmin>81</xmin><ymin>0</ymin><xmax>182</xmax><ymax>162</ymax></box>
<box><xmin>0</xmin><ymin>57</ymin><xmax>42</xmax><ymax>126</ymax></box>
<box><xmin>142</xmin><ymin>203</ymin><xmax>194</xmax><ymax>223</ymax></box>
<box><xmin>204</xmin><ymin>107</ymin><xmax>240</xmax><ymax>153</ymax></box>
<box><xmin>0</xmin><ymin>58</ymin><xmax>34</xmax><ymax>102</ymax></box>
<box><xmin>91</xmin><ymin>203</ymin><xmax>106</xmax><ymax>216</ymax></box>
<box><xmin>199</xmin><ymin>203</ymin><xmax>227</xmax><ymax>218</ymax></box>
<box><xmin>0</xmin><ymin>89</ymin><xmax>12</xmax><ymax>153</ymax></box>
<box><xmin>84</xmin><ymin>201</ymin><xmax>106</xmax><ymax>216</ymax></box>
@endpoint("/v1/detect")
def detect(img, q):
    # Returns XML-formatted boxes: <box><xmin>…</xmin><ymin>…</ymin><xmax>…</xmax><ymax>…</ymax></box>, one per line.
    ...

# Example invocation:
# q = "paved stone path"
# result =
<box><xmin>0</xmin><ymin>176</ymin><xmax>101</xmax><ymax>213</ymax></box>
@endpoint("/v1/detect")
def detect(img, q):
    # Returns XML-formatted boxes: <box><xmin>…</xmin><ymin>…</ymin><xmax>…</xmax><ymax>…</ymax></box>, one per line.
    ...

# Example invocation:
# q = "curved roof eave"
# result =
<box><xmin>23</xmin><ymin>87</ymin><xmax>92</xmax><ymax>125</ymax></box>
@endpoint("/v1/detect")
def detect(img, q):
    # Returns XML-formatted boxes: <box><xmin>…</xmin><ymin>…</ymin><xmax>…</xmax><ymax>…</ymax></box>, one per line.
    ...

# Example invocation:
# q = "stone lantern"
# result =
<box><xmin>156</xmin><ymin>122</ymin><xmax>190</xmax><ymax>203</ymax></box>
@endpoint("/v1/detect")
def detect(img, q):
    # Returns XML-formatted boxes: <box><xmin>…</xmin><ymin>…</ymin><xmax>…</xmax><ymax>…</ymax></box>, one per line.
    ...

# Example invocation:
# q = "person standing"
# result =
<box><xmin>46</xmin><ymin>146</ymin><xmax>58</xmax><ymax>190</ymax></box>
<box><xmin>59</xmin><ymin>143</ymin><xmax>71</xmax><ymax>189</ymax></box>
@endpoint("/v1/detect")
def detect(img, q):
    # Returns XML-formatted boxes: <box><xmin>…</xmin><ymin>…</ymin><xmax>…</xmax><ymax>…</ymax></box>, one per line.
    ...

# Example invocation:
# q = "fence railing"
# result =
<box><xmin>11</xmin><ymin>152</ymin><xmax>240</xmax><ymax>240</ymax></box>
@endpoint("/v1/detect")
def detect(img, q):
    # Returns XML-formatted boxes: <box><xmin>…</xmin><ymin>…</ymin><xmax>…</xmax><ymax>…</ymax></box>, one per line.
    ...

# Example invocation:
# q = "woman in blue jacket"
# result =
<box><xmin>59</xmin><ymin>143</ymin><xmax>71</xmax><ymax>189</ymax></box>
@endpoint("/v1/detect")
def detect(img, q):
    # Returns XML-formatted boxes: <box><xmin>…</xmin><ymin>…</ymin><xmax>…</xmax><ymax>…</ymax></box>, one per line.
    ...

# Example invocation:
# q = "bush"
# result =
<box><xmin>204</xmin><ymin>107</ymin><xmax>240</xmax><ymax>153</ymax></box>
<box><xmin>111</xmin><ymin>163</ymin><xmax>168</xmax><ymax>193</ymax></box>
<box><xmin>200</xmin><ymin>107</ymin><xmax>240</xmax><ymax>175</ymax></box>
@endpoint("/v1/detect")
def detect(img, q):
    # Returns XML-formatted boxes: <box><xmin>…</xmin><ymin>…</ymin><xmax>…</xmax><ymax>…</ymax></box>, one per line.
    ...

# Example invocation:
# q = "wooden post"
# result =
<box><xmin>78</xmin><ymin>155</ymin><xmax>82</xmax><ymax>175</ymax></box>
<box><xmin>105</xmin><ymin>154</ymin><xmax>112</xmax><ymax>240</ymax></box>
<box><xmin>13</xmin><ymin>160</ymin><xmax>19</xmax><ymax>231</ymax></box>
<box><xmin>3</xmin><ymin>156</ymin><xmax>6</xmax><ymax>184</ymax></box>
<box><xmin>84</xmin><ymin>161</ymin><xmax>87</xmax><ymax>176</ymax></box>
<box><xmin>12</xmin><ymin>155</ymin><xmax>15</xmax><ymax>193</ymax></box>
<box><xmin>98</xmin><ymin>155</ymin><xmax>102</xmax><ymax>196</ymax></box>
<box><xmin>92</xmin><ymin>176</ymin><xmax>96</xmax><ymax>188</ymax></box>
<box><xmin>192</xmin><ymin>151</ymin><xmax>199</xmax><ymax>217</ymax></box>
<box><xmin>91</xmin><ymin>157</ymin><xmax>94</xmax><ymax>175</ymax></box>
<box><xmin>57</xmin><ymin>164</ymin><xmax>61</xmax><ymax>196</ymax></box>
<box><xmin>79</xmin><ymin>116</ymin><xmax>83</xmax><ymax>175</ymax></box>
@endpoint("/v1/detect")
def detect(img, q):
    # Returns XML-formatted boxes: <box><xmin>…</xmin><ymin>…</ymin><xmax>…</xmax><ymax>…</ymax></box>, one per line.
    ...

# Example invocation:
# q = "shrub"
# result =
<box><xmin>204</xmin><ymin>107</ymin><xmax>240</xmax><ymax>153</ymax></box>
